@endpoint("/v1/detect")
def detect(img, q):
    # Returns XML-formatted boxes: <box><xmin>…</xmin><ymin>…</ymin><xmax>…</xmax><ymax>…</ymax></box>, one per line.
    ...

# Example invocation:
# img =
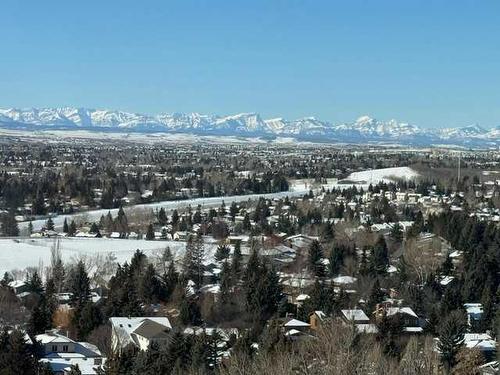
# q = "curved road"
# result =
<box><xmin>19</xmin><ymin>188</ymin><xmax>313</xmax><ymax>232</ymax></box>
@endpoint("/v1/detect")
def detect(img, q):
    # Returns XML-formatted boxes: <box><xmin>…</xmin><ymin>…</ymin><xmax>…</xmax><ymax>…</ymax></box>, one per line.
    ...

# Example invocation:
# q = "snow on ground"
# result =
<box><xmin>0</xmin><ymin>128</ymin><xmax>264</xmax><ymax>145</ymax></box>
<box><xmin>344</xmin><ymin>167</ymin><xmax>419</xmax><ymax>185</ymax></box>
<box><xmin>289</xmin><ymin>178</ymin><xmax>339</xmax><ymax>192</ymax></box>
<box><xmin>19</xmin><ymin>167</ymin><xmax>419</xmax><ymax>233</ymax></box>
<box><xmin>0</xmin><ymin>237</ymin><xmax>219</xmax><ymax>277</ymax></box>
<box><xmin>19</xmin><ymin>190</ymin><xmax>311</xmax><ymax>233</ymax></box>
<box><xmin>5</xmin><ymin>166</ymin><xmax>419</xmax><ymax>275</ymax></box>
<box><xmin>290</xmin><ymin>167</ymin><xmax>418</xmax><ymax>192</ymax></box>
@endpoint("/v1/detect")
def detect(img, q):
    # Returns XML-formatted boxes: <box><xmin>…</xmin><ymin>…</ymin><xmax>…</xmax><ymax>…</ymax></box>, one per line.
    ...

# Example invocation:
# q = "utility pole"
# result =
<box><xmin>457</xmin><ymin>152</ymin><xmax>461</xmax><ymax>186</ymax></box>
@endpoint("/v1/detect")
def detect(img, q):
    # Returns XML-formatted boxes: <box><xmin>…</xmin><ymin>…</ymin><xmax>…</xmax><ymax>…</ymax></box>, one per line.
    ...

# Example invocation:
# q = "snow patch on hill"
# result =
<box><xmin>346</xmin><ymin>167</ymin><xmax>419</xmax><ymax>184</ymax></box>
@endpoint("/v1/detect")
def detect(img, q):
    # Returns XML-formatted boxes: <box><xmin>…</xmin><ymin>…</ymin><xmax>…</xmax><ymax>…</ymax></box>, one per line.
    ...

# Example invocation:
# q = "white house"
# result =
<box><xmin>110</xmin><ymin>317</ymin><xmax>172</xmax><ymax>352</ymax></box>
<box><xmin>35</xmin><ymin>330</ymin><xmax>105</xmax><ymax>375</ymax></box>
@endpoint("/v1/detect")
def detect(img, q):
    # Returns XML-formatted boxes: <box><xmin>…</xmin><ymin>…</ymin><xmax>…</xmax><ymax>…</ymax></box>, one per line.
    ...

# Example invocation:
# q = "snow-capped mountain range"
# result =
<box><xmin>0</xmin><ymin>107</ymin><xmax>498</xmax><ymax>146</ymax></box>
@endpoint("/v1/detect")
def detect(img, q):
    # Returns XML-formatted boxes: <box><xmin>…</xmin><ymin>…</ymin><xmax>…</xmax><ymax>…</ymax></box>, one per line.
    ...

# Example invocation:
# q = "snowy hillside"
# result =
<box><xmin>345</xmin><ymin>167</ymin><xmax>419</xmax><ymax>184</ymax></box>
<box><xmin>0</xmin><ymin>107</ymin><xmax>498</xmax><ymax>146</ymax></box>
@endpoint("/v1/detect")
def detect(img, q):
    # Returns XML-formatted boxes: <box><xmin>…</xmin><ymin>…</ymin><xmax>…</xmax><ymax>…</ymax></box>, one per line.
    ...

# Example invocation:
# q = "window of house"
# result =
<box><xmin>51</xmin><ymin>345</ymin><xmax>58</xmax><ymax>352</ymax></box>
<box><xmin>63</xmin><ymin>345</ymin><xmax>69</xmax><ymax>352</ymax></box>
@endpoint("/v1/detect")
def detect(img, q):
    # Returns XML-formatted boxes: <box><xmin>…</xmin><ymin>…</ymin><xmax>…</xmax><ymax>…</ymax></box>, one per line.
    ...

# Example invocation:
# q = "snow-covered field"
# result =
<box><xmin>0</xmin><ymin>128</ymin><xmax>270</xmax><ymax>145</ymax></box>
<box><xmin>19</xmin><ymin>190</ymin><xmax>311</xmax><ymax>233</ymax></box>
<box><xmin>344</xmin><ymin>166</ymin><xmax>419</xmax><ymax>184</ymax></box>
<box><xmin>5</xmin><ymin>166</ymin><xmax>419</xmax><ymax>276</ymax></box>
<box><xmin>0</xmin><ymin>237</ymin><xmax>202</xmax><ymax>277</ymax></box>
<box><xmin>289</xmin><ymin>178</ymin><xmax>339</xmax><ymax>192</ymax></box>
<box><xmin>290</xmin><ymin>167</ymin><xmax>419</xmax><ymax>191</ymax></box>
<box><xmin>19</xmin><ymin>166</ymin><xmax>419</xmax><ymax>234</ymax></box>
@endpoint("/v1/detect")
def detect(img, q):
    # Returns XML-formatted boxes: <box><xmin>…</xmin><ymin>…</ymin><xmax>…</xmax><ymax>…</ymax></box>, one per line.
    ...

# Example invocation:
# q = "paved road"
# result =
<box><xmin>19</xmin><ymin>188</ymin><xmax>313</xmax><ymax>233</ymax></box>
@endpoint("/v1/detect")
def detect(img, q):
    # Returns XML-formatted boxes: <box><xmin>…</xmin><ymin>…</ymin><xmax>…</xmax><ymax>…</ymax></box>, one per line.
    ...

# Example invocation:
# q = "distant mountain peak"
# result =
<box><xmin>0</xmin><ymin>106</ymin><xmax>497</xmax><ymax>147</ymax></box>
<box><xmin>355</xmin><ymin>115</ymin><xmax>376</xmax><ymax>125</ymax></box>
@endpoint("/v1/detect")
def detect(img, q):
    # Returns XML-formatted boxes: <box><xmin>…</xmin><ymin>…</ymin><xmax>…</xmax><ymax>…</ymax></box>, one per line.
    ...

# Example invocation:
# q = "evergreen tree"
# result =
<box><xmin>63</xmin><ymin>218</ymin><xmax>69</xmax><ymax>233</ymax></box>
<box><xmin>366</xmin><ymin>279</ymin><xmax>385</xmax><ymax>313</ymax></box>
<box><xmin>158</xmin><ymin>207</ymin><xmax>168</xmax><ymax>226</ymax></box>
<box><xmin>192</xmin><ymin>208</ymin><xmax>202</xmax><ymax>224</ymax></box>
<box><xmin>390</xmin><ymin>222</ymin><xmax>403</xmax><ymax>242</ymax></box>
<box><xmin>104</xmin><ymin>262</ymin><xmax>144</xmax><ymax>318</ymax></box>
<box><xmin>133</xmin><ymin>341</ymin><xmax>173</xmax><ymax>375</ymax></box>
<box><xmin>479</xmin><ymin>285</ymin><xmax>495</xmax><ymax>332</ymax></box>
<box><xmin>166</xmin><ymin>331</ymin><xmax>191</xmax><ymax>373</ymax></box>
<box><xmin>29</xmin><ymin>294</ymin><xmax>53</xmax><ymax>335</ymax></box>
<box><xmin>100</xmin><ymin>185</ymin><xmax>114</xmax><ymax>209</ymax></box>
<box><xmin>328</xmin><ymin>244</ymin><xmax>345</xmax><ymax>276</ymax></box>
<box><xmin>369</xmin><ymin>236</ymin><xmax>389</xmax><ymax>274</ymax></box>
<box><xmin>308</xmin><ymin>240</ymin><xmax>325</xmax><ymax>277</ymax></box>
<box><xmin>50</xmin><ymin>253</ymin><xmax>66</xmax><ymax>294</ymax></box>
<box><xmin>163</xmin><ymin>259</ymin><xmax>178</xmax><ymax>302</ymax></box>
<box><xmin>243</xmin><ymin>247</ymin><xmax>262</xmax><ymax>318</ymax></box>
<box><xmin>214</xmin><ymin>244</ymin><xmax>230</xmax><ymax>262</ymax></box>
<box><xmin>171</xmin><ymin>210</ymin><xmax>179</xmax><ymax>227</ymax></box>
<box><xmin>440</xmin><ymin>282</ymin><xmax>464</xmax><ymax>317</ymax></box>
<box><xmin>46</xmin><ymin>217</ymin><xmax>55</xmax><ymax>231</ymax></box>
<box><xmin>440</xmin><ymin>255</ymin><xmax>454</xmax><ymax>276</ymax></box>
<box><xmin>179</xmin><ymin>293</ymin><xmax>201</xmax><ymax>326</ymax></box>
<box><xmin>1</xmin><ymin>211</ymin><xmax>19</xmax><ymax>236</ymax></box>
<box><xmin>260</xmin><ymin>263</ymin><xmax>282</xmax><ymax>319</ymax></box>
<box><xmin>89</xmin><ymin>222</ymin><xmax>100</xmax><ymax>235</ymax></box>
<box><xmin>115</xmin><ymin>206</ymin><xmax>129</xmax><ymax>234</ymax></box>
<box><xmin>0</xmin><ymin>329</ymin><xmax>43</xmax><ymax>375</ymax></box>
<box><xmin>75</xmin><ymin>302</ymin><xmax>102</xmax><ymax>340</ymax></box>
<box><xmin>68</xmin><ymin>261</ymin><xmax>91</xmax><ymax>309</ymax></box>
<box><xmin>190</xmin><ymin>333</ymin><xmax>209</xmax><ymax>371</ymax></box>
<box><xmin>438</xmin><ymin>310</ymin><xmax>466</xmax><ymax>373</ymax></box>
<box><xmin>299</xmin><ymin>279</ymin><xmax>327</xmax><ymax>319</ymax></box>
<box><xmin>243</xmin><ymin>250</ymin><xmax>282</xmax><ymax>321</ymax></box>
<box><xmin>139</xmin><ymin>264</ymin><xmax>163</xmax><ymax>304</ymax></box>
<box><xmin>26</xmin><ymin>271</ymin><xmax>44</xmax><ymax>294</ymax></box>
<box><xmin>217</xmin><ymin>260</ymin><xmax>233</xmax><ymax>317</ymax></box>
<box><xmin>320</xmin><ymin>222</ymin><xmax>334</xmax><ymax>241</ymax></box>
<box><xmin>101</xmin><ymin>345</ymin><xmax>137</xmax><ymax>375</ymax></box>
<box><xmin>183</xmin><ymin>235</ymin><xmax>205</xmax><ymax>287</ymax></box>
<box><xmin>242</xmin><ymin>213</ymin><xmax>251</xmax><ymax>231</ymax></box>
<box><xmin>146</xmin><ymin>223</ymin><xmax>155</xmax><ymax>240</ymax></box>
<box><xmin>231</xmin><ymin>241</ymin><xmax>242</xmax><ymax>280</ymax></box>
<box><xmin>33</xmin><ymin>189</ymin><xmax>46</xmax><ymax>215</ymax></box>
<box><xmin>1</xmin><ymin>271</ymin><xmax>13</xmax><ymax>287</ymax></box>
<box><xmin>229</xmin><ymin>201</ymin><xmax>238</xmax><ymax>221</ymax></box>
<box><xmin>68</xmin><ymin>220</ymin><xmax>77</xmax><ymax>236</ymax></box>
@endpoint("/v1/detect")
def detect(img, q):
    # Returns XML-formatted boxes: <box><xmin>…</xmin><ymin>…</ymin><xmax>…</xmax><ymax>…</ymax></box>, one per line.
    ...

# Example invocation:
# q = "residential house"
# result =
<box><xmin>8</xmin><ymin>280</ymin><xmax>31</xmax><ymax>299</ymax></box>
<box><xmin>340</xmin><ymin>309</ymin><xmax>378</xmax><ymax>333</ymax></box>
<box><xmin>285</xmin><ymin>234</ymin><xmax>318</xmax><ymax>251</ymax></box>
<box><xmin>35</xmin><ymin>330</ymin><xmax>105</xmax><ymax>375</ymax></box>
<box><xmin>283</xmin><ymin>318</ymin><xmax>311</xmax><ymax>341</ymax></box>
<box><xmin>464</xmin><ymin>303</ymin><xmax>483</xmax><ymax>327</ymax></box>
<box><xmin>110</xmin><ymin>317</ymin><xmax>172</xmax><ymax>352</ymax></box>
<box><xmin>374</xmin><ymin>304</ymin><xmax>422</xmax><ymax>333</ymax></box>
<box><xmin>341</xmin><ymin>309</ymin><xmax>370</xmax><ymax>324</ymax></box>
<box><xmin>464</xmin><ymin>333</ymin><xmax>497</xmax><ymax>361</ymax></box>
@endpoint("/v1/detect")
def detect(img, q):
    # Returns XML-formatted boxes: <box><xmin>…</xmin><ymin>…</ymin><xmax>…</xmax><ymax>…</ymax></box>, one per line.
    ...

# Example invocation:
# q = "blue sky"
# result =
<box><xmin>1</xmin><ymin>0</ymin><xmax>500</xmax><ymax>128</ymax></box>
